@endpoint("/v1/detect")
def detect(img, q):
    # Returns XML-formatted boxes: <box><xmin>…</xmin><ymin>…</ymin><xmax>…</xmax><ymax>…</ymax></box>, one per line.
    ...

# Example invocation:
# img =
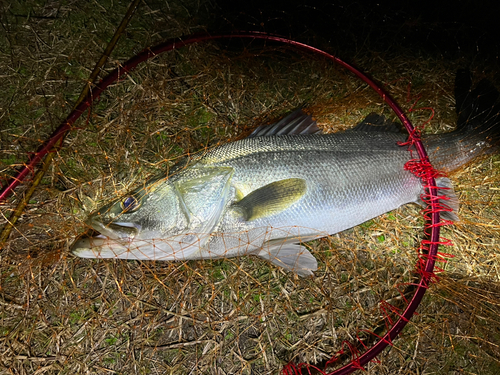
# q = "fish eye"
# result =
<box><xmin>120</xmin><ymin>196</ymin><xmax>141</xmax><ymax>212</ymax></box>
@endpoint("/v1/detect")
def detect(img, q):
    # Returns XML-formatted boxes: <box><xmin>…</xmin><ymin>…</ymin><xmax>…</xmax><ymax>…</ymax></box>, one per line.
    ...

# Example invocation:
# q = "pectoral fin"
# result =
<box><xmin>235</xmin><ymin>178</ymin><xmax>307</xmax><ymax>221</ymax></box>
<box><xmin>257</xmin><ymin>237</ymin><xmax>318</xmax><ymax>277</ymax></box>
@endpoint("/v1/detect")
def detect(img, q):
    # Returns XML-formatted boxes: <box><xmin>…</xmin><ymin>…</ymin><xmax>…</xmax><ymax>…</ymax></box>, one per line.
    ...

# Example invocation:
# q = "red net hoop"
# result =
<box><xmin>0</xmin><ymin>31</ymin><xmax>448</xmax><ymax>374</ymax></box>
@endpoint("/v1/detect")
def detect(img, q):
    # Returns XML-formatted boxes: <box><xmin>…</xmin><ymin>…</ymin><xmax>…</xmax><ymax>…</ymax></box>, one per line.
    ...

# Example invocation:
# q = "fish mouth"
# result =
<box><xmin>71</xmin><ymin>217</ymin><xmax>142</xmax><ymax>258</ymax></box>
<box><xmin>86</xmin><ymin>216</ymin><xmax>141</xmax><ymax>240</ymax></box>
<box><xmin>72</xmin><ymin>235</ymin><xmax>132</xmax><ymax>259</ymax></box>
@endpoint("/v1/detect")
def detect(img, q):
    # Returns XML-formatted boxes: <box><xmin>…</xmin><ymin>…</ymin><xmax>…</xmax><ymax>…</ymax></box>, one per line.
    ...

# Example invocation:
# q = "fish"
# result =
<box><xmin>72</xmin><ymin>69</ymin><xmax>500</xmax><ymax>276</ymax></box>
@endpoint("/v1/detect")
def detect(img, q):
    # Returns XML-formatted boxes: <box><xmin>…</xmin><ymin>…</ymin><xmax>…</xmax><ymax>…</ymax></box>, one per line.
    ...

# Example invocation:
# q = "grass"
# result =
<box><xmin>1</xmin><ymin>1</ymin><xmax>500</xmax><ymax>374</ymax></box>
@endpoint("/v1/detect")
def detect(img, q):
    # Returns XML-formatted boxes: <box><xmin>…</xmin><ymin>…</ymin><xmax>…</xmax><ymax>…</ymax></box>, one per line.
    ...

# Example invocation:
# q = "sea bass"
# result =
<box><xmin>72</xmin><ymin>70</ymin><xmax>500</xmax><ymax>276</ymax></box>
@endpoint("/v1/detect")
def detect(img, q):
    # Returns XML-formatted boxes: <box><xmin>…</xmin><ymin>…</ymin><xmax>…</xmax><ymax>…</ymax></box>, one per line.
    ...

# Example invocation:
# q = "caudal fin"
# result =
<box><xmin>455</xmin><ymin>69</ymin><xmax>500</xmax><ymax>149</ymax></box>
<box><xmin>425</xmin><ymin>70</ymin><xmax>500</xmax><ymax>173</ymax></box>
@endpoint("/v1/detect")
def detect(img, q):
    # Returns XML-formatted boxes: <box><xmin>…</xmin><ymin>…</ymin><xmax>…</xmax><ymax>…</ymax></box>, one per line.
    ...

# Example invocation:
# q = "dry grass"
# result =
<box><xmin>1</xmin><ymin>1</ymin><xmax>500</xmax><ymax>374</ymax></box>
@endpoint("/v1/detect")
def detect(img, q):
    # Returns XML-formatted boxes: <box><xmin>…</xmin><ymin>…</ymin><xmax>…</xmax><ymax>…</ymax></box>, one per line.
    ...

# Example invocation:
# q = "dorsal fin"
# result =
<box><xmin>248</xmin><ymin>109</ymin><xmax>321</xmax><ymax>138</ymax></box>
<box><xmin>350</xmin><ymin>112</ymin><xmax>403</xmax><ymax>133</ymax></box>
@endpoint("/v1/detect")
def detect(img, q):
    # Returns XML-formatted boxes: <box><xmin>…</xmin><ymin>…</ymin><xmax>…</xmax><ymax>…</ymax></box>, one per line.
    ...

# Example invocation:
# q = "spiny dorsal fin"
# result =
<box><xmin>350</xmin><ymin>112</ymin><xmax>403</xmax><ymax>133</ymax></box>
<box><xmin>248</xmin><ymin>109</ymin><xmax>321</xmax><ymax>137</ymax></box>
<box><xmin>234</xmin><ymin>178</ymin><xmax>307</xmax><ymax>221</ymax></box>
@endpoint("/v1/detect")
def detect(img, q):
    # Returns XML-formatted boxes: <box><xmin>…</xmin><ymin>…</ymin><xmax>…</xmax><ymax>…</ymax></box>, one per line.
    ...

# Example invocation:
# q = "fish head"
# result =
<box><xmin>72</xmin><ymin>180</ymin><xmax>190</xmax><ymax>259</ymax></box>
<box><xmin>72</xmin><ymin>166</ymin><xmax>234</xmax><ymax>260</ymax></box>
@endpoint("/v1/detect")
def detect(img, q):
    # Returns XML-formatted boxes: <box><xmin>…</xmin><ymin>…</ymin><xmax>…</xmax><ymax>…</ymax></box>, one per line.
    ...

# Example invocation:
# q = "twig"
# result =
<box><xmin>148</xmin><ymin>339</ymin><xmax>217</xmax><ymax>350</ymax></box>
<box><xmin>12</xmin><ymin>355</ymin><xmax>67</xmax><ymax>362</ymax></box>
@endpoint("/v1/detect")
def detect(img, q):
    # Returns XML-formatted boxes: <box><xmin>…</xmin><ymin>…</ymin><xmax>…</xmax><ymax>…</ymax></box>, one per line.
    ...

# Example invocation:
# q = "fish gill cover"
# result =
<box><xmin>0</xmin><ymin>1</ymin><xmax>500</xmax><ymax>374</ymax></box>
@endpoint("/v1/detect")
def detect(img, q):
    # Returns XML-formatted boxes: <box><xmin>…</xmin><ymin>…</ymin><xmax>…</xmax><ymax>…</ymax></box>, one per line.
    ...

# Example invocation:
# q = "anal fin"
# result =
<box><xmin>416</xmin><ymin>177</ymin><xmax>460</xmax><ymax>221</ymax></box>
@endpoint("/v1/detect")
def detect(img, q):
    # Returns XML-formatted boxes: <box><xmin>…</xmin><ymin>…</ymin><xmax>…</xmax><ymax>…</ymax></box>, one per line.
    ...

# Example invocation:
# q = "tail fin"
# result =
<box><xmin>454</xmin><ymin>69</ymin><xmax>500</xmax><ymax>147</ymax></box>
<box><xmin>425</xmin><ymin>70</ymin><xmax>500</xmax><ymax>172</ymax></box>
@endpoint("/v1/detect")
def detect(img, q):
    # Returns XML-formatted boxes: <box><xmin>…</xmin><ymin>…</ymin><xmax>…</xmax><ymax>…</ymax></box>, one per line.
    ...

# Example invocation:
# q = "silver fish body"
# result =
<box><xmin>72</xmin><ymin>72</ymin><xmax>500</xmax><ymax>276</ymax></box>
<box><xmin>193</xmin><ymin>132</ymin><xmax>426</xmax><ymax>263</ymax></box>
<box><xmin>71</xmin><ymin>125</ymin><xmax>468</xmax><ymax>276</ymax></box>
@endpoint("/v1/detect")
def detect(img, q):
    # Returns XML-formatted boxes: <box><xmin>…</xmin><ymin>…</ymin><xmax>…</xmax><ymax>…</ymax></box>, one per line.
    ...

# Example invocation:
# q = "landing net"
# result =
<box><xmin>1</xmin><ymin>30</ymin><xmax>499</xmax><ymax>375</ymax></box>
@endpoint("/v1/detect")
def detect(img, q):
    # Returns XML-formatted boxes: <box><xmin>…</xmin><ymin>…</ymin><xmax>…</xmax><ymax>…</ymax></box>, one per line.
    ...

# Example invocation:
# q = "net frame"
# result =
<box><xmin>0</xmin><ymin>31</ymin><xmax>449</xmax><ymax>374</ymax></box>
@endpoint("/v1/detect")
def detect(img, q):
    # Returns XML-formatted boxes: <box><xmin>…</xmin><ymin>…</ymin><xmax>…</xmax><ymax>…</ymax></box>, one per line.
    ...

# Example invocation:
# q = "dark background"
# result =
<box><xmin>207</xmin><ymin>0</ymin><xmax>500</xmax><ymax>60</ymax></box>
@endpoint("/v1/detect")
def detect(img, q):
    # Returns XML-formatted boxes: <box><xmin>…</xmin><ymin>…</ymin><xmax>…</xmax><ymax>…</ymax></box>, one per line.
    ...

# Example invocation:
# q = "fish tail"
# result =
<box><xmin>455</xmin><ymin>69</ymin><xmax>500</xmax><ymax>134</ymax></box>
<box><xmin>425</xmin><ymin>69</ymin><xmax>500</xmax><ymax>173</ymax></box>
